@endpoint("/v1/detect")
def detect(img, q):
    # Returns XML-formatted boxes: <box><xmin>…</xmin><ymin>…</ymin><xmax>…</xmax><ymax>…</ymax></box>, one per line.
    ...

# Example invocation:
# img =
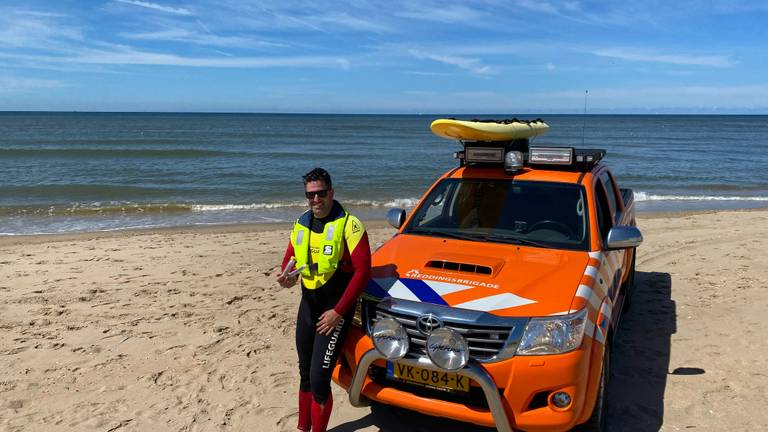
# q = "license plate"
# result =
<box><xmin>386</xmin><ymin>362</ymin><xmax>469</xmax><ymax>392</ymax></box>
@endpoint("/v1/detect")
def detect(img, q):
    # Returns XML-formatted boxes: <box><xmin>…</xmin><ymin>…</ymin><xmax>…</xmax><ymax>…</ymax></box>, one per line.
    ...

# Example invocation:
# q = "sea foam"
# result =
<box><xmin>635</xmin><ymin>192</ymin><xmax>768</xmax><ymax>202</ymax></box>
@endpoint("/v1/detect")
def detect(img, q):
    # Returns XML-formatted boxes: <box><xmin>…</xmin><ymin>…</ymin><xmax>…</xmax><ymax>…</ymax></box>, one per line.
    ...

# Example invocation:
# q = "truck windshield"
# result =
<box><xmin>403</xmin><ymin>179</ymin><xmax>589</xmax><ymax>250</ymax></box>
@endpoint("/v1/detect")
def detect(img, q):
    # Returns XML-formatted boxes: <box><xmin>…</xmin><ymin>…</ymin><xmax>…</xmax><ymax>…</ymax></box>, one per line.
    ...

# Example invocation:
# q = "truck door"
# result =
<box><xmin>601</xmin><ymin>171</ymin><xmax>634</xmax><ymax>273</ymax></box>
<box><xmin>595</xmin><ymin>179</ymin><xmax>624</xmax><ymax>314</ymax></box>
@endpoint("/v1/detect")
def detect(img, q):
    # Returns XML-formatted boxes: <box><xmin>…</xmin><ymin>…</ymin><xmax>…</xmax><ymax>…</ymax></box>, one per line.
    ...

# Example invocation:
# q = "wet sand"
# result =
<box><xmin>1</xmin><ymin>210</ymin><xmax>767</xmax><ymax>431</ymax></box>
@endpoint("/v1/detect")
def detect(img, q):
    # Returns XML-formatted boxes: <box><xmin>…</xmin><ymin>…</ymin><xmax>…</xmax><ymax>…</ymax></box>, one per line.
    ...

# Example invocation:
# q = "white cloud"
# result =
<box><xmin>0</xmin><ymin>13</ymin><xmax>84</xmax><ymax>49</ymax></box>
<box><xmin>378</xmin><ymin>41</ymin><xmax>554</xmax><ymax>58</ymax></box>
<box><xmin>207</xmin><ymin>3</ymin><xmax>391</xmax><ymax>34</ymax></box>
<box><xmin>0</xmin><ymin>76</ymin><xmax>65</xmax><ymax>92</ymax></box>
<box><xmin>312</xmin><ymin>13</ymin><xmax>391</xmax><ymax>33</ymax></box>
<box><xmin>195</xmin><ymin>19</ymin><xmax>211</xmax><ymax>33</ymax></box>
<box><xmin>246</xmin><ymin>5</ymin><xmax>328</xmax><ymax>33</ymax></box>
<box><xmin>14</xmin><ymin>10</ymin><xmax>68</xmax><ymax>18</ymax></box>
<box><xmin>396</xmin><ymin>4</ymin><xmax>485</xmax><ymax>23</ymax></box>
<box><xmin>115</xmin><ymin>0</ymin><xmax>193</xmax><ymax>16</ymax></box>
<box><xmin>509</xmin><ymin>0</ymin><xmax>609</xmax><ymax>25</ymax></box>
<box><xmin>122</xmin><ymin>28</ymin><xmax>191</xmax><ymax>40</ymax></box>
<box><xmin>593</xmin><ymin>48</ymin><xmax>734</xmax><ymax>67</ymax></box>
<box><xmin>409</xmin><ymin>49</ymin><xmax>494</xmax><ymax>75</ymax></box>
<box><xmin>121</xmin><ymin>29</ymin><xmax>288</xmax><ymax>48</ymax></box>
<box><xmin>0</xmin><ymin>49</ymin><xmax>349</xmax><ymax>69</ymax></box>
<box><xmin>452</xmin><ymin>91</ymin><xmax>500</xmax><ymax>98</ymax></box>
<box><xmin>532</xmin><ymin>85</ymin><xmax>768</xmax><ymax>108</ymax></box>
<box><xmin>403</xmin><ymin>90</ymin><xmax>436</xmax><ymax>96</ymax></box>
<box><xmin>403</xmin><ymin>70</ymin><xmax>454</xmax><ymax>76</ymax></box>
<box><xmin>514</xmin><ymin>0</ymin><xmax>560</xmax><ymax>15</ymax></box>
<box><xmin>705</xmin><ymin>0</ymin><xmax>768</xmax><ymax>13</ymax></box>
<box><xmin>506</xmin><ymin>0</ymin><xmax>659</xmax><ymax>28</ymax></box>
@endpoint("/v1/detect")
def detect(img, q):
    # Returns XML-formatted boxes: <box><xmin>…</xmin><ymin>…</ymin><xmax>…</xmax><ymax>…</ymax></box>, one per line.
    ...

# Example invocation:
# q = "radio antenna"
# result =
<box><xmin>582</xmin><ymin>90</ymin><xmax>588</xmax><ymax>146</ymax></box>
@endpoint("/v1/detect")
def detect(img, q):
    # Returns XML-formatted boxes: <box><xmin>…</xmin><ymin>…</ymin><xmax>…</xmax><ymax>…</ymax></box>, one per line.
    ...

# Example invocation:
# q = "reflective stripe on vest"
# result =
<box><xmin>290</xmin><ymin>210</ymin><xmax>349</xmax><ymax>287</ymax></box>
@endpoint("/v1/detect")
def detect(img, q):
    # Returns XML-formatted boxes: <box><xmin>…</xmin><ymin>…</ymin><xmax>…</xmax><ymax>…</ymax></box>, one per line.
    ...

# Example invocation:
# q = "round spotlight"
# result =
<box><xmin>551</xmin><ymin>391</ymin><xmax>572</xmax><ymax>409</ymax></box>
<box><xmin>504</xmin><ymin>150</ymin><xmax>524</xmax><ymax>173</ymax></box>
<box><xmin>426</xmin><ymin>328</ymin><xmax>469</xmax><ymax>371</ymax></box>
<box><xmin>371</xmin><ymin>318</ymin><xmax>409</xmax><ymax>359</ymax></box>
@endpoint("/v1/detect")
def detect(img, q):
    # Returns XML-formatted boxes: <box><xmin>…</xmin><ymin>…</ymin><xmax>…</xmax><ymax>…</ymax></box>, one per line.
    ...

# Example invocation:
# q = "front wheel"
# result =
<box><xmin>574</xmin><ymin>344</ymin><xmax>610</xmax><ymax>431</ymax></box>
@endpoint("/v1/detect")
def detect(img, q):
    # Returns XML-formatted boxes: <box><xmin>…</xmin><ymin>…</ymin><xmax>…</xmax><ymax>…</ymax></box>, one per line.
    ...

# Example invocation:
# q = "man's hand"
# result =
<box><xmin>316</xmin><ymin>309</ymin><xmax>343</xmax><ymax>335</ymax></box>
<box><xmin>276</xmin><ymin>273</ymin><xmax>297</xmax><ymax>289</ymax></box>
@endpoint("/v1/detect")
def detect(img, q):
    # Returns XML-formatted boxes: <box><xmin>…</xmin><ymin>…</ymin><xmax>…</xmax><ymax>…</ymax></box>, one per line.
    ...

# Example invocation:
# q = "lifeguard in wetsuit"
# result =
<box><xmin>277</xmin><ymin>168</ymin><xmax>371</xmax><ymax>432</ymax></box>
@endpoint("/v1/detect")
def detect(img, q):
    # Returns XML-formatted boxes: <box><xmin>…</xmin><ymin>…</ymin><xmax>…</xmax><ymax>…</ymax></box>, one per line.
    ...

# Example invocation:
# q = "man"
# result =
<box><xmin>277</xmin><ymin>167</ymin><xmax>371</xmax><ymax>432</ymax></box>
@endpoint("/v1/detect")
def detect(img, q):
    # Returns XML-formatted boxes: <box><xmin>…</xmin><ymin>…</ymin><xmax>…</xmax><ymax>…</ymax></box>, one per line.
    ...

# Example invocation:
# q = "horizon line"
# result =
<box><xmin>2</xmin><ymin>110</ymin><xmax>768</xmax><ymax>116</ymax></box>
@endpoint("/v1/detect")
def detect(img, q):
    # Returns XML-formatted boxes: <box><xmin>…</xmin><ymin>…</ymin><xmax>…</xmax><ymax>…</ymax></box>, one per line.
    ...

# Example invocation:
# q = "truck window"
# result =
<box><xmin>600</xmin><ymin>171</ymin><xmax>620</xmax><ymax>222</ymax></box>
<box><xmin>405</xmin><ymin>179</ymin><xmax>589</xmax><ymax>251</ymax></box>
<box><xmin>419</xmin><ymin>181</ymin><xmax>458</xmax><ymax>226</ymax></box>
<box><xmin>594</xmin><ymin>181</ymin><xmax>613</xmax><ymax>243</ymax></box>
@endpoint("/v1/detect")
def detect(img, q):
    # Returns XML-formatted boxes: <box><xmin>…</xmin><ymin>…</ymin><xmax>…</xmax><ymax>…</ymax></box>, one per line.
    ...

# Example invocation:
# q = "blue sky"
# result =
<box><xmin>1</xmin><ymin>0</ymin><xmax>766</xmax><ymax>113</ymax></box>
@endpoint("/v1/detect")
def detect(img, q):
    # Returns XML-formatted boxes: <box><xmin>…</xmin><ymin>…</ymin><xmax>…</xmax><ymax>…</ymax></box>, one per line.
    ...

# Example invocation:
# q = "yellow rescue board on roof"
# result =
<box><xmin>430</xmin><ymin>118</ymin><xmax>550</xmax><ymax>141</ymax></box>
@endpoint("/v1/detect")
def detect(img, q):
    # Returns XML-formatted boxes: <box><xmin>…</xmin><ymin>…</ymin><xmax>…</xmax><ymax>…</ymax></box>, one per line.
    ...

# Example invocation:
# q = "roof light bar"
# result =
<box><xmin>575</xmin><ymin>149</ymin><xmax>606</xmax><ymax>164</ymax></box>
<box><xmin>465</xmin><ymin>147</ymin><xmax>505</xmax><ymax>163</ymax></box>
<box><xmin>529</xmin><ymin>147</ymin><xmax>574</xmax><ymax>165</ymax></box>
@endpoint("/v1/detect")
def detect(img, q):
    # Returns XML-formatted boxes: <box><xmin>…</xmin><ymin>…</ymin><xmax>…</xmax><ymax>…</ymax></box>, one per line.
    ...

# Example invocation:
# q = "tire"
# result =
<box><xmin>621</xmin><ymin>251</ymin><xmax>636</xmax><ymax>313</ymax></box>
<box><xmin>575</xmin><ymin>344</ymin><xmax>610</xmax><ymax>432</ymax></box>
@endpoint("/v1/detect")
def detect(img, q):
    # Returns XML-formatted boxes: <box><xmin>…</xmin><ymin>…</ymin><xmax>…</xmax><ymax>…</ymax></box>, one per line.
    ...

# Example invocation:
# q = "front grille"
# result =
<box><xmin>370</xmin><ymin>306</ymin><xmax>517</xmax><ymax>362</ymax></box>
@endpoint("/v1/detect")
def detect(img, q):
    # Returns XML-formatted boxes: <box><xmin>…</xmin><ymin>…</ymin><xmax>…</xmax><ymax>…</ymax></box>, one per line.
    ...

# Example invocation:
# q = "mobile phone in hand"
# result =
<box><xmin>281</xmin><ymin>258</ymin><xmax>296</xmax><ymax>278</ymax></box>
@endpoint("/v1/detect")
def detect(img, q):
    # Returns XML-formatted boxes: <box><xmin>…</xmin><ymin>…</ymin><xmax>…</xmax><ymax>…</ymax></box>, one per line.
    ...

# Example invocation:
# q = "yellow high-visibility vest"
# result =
<box><xmin>290</xmin><ymin>208</ymin><xmax>349</xmax><ymax>289</ymax></box>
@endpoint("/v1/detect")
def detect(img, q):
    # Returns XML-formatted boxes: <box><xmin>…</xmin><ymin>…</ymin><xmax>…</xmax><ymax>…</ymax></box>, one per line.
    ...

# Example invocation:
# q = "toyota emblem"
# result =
<box><xmin>416</xmin><ymin>314</ymin><xmax>443</xmax><ymax>335</ymax></box>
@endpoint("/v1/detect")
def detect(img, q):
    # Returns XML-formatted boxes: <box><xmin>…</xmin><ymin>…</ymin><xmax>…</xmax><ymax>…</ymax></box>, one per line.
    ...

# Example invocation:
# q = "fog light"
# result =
<box><xmin>551</xmin><ymin>391</ymin><xmax>572</xmax><ymax>409</ymax></box>
<box><xmin>371</xmin><ymin>318</ymin><xmax>409</xmax><ymax>359</ymax></box>
<box><xmin>426</xmin><ymin>328</ymin><xmax>469</xmax><ymax>371</ymax></box>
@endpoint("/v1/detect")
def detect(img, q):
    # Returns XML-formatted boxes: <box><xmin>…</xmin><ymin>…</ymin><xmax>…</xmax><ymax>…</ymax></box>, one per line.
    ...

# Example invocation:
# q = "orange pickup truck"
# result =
<box><xmin>332</xmin><ymin>122</ymin><xmax>642</xmax><ymax>431</ymax></box>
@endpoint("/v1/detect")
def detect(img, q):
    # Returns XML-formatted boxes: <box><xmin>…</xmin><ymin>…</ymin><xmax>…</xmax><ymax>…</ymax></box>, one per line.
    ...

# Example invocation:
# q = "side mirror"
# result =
<box><xmin>386</xmin><ymin>208</ymin><xmax>406</xmax><ymax>229</ymax></box>
<box><xmin>606</xmin><ymin>226</ymin><xmax>643</xmax><ymax>250</ymax></box>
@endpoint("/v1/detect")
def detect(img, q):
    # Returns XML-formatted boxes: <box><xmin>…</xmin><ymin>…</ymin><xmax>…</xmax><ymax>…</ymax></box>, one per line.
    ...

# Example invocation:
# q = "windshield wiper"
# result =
<box><xmin>478</xmin><ymin>233</ymin><xmax>549</xmax><ymax>248</ymax></box>
<box><xmin>408</xmin><ymin>228</ymin><xmax>482</xmax><ymax>242</ymax></box>
<box><xmin>409</xmin><ymin>228</ymin><xmax>548</xmax><ymax>247</ymax></box>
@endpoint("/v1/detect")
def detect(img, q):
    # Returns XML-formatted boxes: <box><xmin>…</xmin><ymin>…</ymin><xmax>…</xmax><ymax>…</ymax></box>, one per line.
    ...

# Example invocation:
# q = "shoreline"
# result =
<box><xmin>2</xmin><ymin>205</ymin><xmax>768</xmax><ymax>246</ymax></box>
<box><xmin>0</xmin><ymin>220</ymin><xmax>395</xmax><ymax>247</ymax></box>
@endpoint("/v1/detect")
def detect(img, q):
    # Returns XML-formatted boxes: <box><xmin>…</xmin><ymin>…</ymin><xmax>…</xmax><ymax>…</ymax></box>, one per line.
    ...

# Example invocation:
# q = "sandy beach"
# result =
<box><xmin>1</xmin><ymin>210</ymin><xmax>767</xmax><ymax>432</ymax></box>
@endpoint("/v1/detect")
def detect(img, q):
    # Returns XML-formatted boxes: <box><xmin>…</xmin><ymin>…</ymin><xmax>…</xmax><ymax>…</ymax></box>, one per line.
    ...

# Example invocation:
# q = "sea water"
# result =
<box><xmin>1</xmin><ymin>112</ymin><xmax>767</xmax><ymax>235</ymax></box>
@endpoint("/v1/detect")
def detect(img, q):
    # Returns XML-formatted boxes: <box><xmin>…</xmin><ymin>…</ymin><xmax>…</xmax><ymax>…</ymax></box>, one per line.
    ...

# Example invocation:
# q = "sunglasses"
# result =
<box><xmin>305</xmin><ymin>189</ymin><xmax>330</xmax><ymax>199</ymax></box>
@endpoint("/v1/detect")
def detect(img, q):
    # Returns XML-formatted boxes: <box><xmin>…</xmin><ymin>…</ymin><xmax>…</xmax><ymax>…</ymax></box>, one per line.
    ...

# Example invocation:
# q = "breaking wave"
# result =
<box><xmin>635</xmin><ymin>192</ymin><xmax>768</xmax><ymax>202</ymax></box>
<box><xmin>0</xmin><ymin>198</ymin><xmax>421</xmax><ymax>217</ymax></box>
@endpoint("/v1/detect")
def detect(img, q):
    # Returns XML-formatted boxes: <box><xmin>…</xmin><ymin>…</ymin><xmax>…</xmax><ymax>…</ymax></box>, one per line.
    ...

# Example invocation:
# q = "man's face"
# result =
<box><xmin>305</xmin><ymin>180</ymin><xmax>334</xmax><ymax>218</ymax></box>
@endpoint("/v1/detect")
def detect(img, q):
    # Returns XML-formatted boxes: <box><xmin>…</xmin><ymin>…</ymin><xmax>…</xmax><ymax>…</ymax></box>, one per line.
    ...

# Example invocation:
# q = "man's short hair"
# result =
<box><xmin>302</xmin><ymin>167</ymin><xmax>332</xmax><ymax>188</ymax></box>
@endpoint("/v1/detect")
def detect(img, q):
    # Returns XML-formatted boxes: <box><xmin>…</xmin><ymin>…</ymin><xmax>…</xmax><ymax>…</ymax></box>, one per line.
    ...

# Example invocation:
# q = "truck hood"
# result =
<box><xmin>366</xmin><ymin>234</ymin><xmax>590</xmax><ymax>317</ymax></box>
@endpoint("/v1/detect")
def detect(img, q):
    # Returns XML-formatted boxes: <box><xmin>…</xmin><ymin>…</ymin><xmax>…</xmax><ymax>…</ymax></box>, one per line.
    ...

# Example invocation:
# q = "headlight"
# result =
<box><xmin>426</xmin><ymin>328</ymin><xmax>469</xmax><ymax>371</ymax></box>
<box><xmin>371</xmin><ymin>318</ymin><xmax>409</xmax><ymax>359</ymax></box>
<box><xmin>516</xmin><ymin>309</ymin><xmax>587</xmax><ymax>355</ymax></box>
